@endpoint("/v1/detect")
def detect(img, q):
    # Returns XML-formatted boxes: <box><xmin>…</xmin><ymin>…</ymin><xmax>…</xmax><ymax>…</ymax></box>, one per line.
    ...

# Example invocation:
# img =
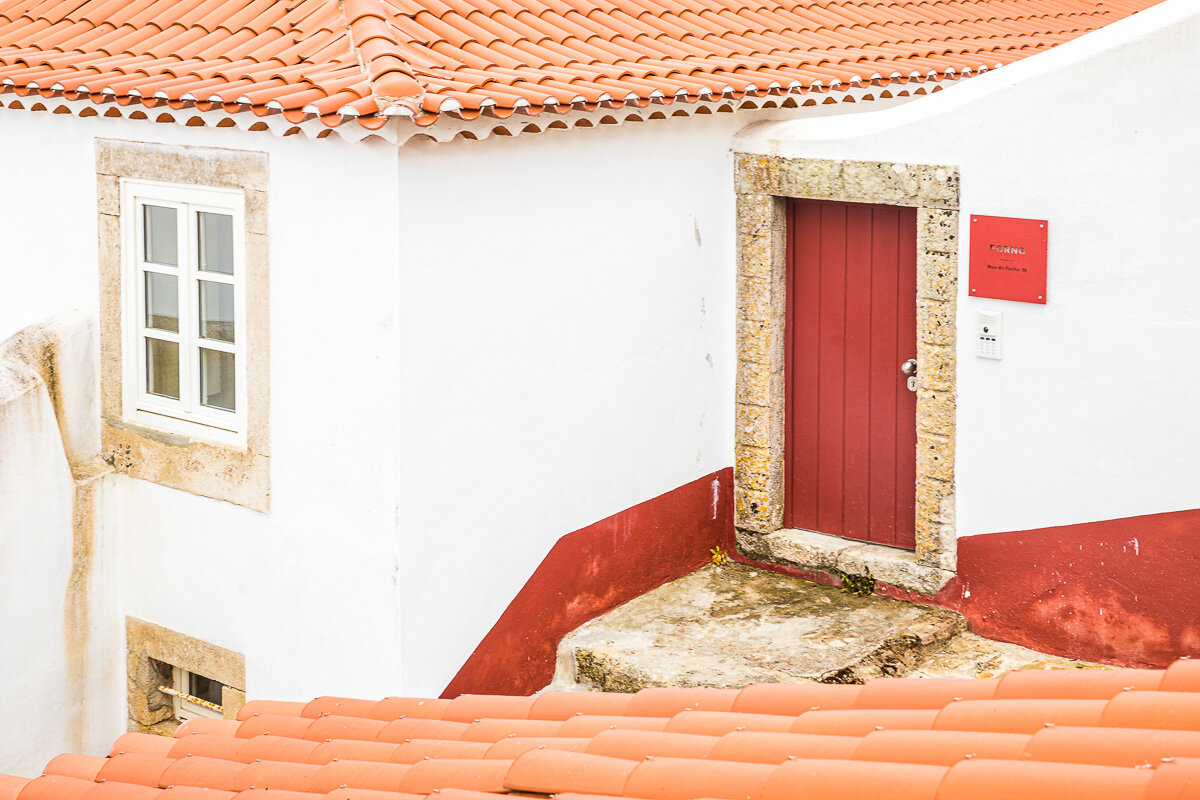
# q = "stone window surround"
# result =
<box><xmin>126</xmin><ymin>616</ymin><xmax>245</xmax><ymax>733</ymax></box>
<box><xmin>732</xmin><ymin>154</ymin><xmax>958</xmax><ymax>594</ymax></box>
<box><xmin>97</xmin><ymin>138</ymin><xmax>270</xmax><ymax>512</ymax></box>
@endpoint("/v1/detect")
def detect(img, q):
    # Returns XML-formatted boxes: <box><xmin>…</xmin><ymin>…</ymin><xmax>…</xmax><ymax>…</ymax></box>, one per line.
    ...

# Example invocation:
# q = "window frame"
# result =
<box><xmin>120</xmin><ymin>178</ymin><xmax>248</xmax><ymax>447</ymax></box>
<box><xmin>170</xmin><ymin>666</ymin><xmax>226</xmax><ymax>722</ymax></box>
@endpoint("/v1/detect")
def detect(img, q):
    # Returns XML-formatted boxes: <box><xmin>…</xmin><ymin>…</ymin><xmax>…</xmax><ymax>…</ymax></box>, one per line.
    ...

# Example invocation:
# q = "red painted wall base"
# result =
<box><xmin>940</xmin><ymin>509</ymin><xmax>1200</xmax><ymax>668</ymax></box>
<box><xmin>741</xmin><ymin>508</ymin><xmax>1200</xmax><ymax>669</ymax></box>
<box><xmin>441</xmin><ymin>469</ymin><xmax>736</xmax><ymax>698</ymax></box>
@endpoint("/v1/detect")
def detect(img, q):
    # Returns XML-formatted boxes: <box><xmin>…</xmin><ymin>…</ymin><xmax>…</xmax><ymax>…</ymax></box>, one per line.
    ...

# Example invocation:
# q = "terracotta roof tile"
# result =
<box><xmin>79</xmin><ymin>781</ymin><xmax>162</xmax><ymax>800</ymax></box>
<box><xmin>762</xmin><ymin>759</ymin><xmax>947</xmax><ymax>800</ymax></box>
<box><xmin>109</xmin><ymin>734</ymin><xmax>176</xmax><ymax>759</ymax></box>
<box><xmin>1160</xmin><ymin>658</ymin><xmax>1200</xmax><ymax>692</ymax></box>
<box><xmin>705</xmin><ymin>731</ymin><xmax>860</xmax><ymax>763</ymax></box>
<box><xmin>1</xmin><ymin>0</ymin><xmax>1142</xmax><ymax>128</ymax></box>
<box><xmin>235</xmin><ymin>735</ymin><xmax>322</xmax><ymax>764</ymax></box>
<box><xmin>993</xmin><ymin>668</ymin><xmax>1165</xmax><ymax>699</ymax></box>
<box><xmin>932</xmin><ymin>699</ymin><xmax>1108</xmax><ymax>733</ymax></box>
<box><xmin>301</xmin><ymin>716</ymin><xmax>388</xmax><ymax>743</ymax></box>
<box><xmin>789</xmin><ymin>708</ymin><xmax>939</xmax><ymax>736</ymax></box>
<box><xmin>0</xmin><ymin>775</ymin><xmax>29</xmax><ymax>800</ymax></box>
<box><xmin>394</xmin><ymin>758</ymin><xmax>511</xmax><ymax>793</ymax></box>
<box><xmin>386</xmin><ymin>740</ymin><xmax>491</xmax><ymax>764</ymax></box>
<box><xmin>483</xmin><ymin>736</ymin><xmax>593</xmax><ymax>758</ymax></box>
<box><xmin>14</xmin><ymin>658</ymin><xmax>1200</xmax><ymax>800</ymax></box>
<box><xmin>16</xmin><ymin>775</ymin><xmax>94</xmax><ymax>800</ymax></box>
<box><xmin>623</xmin><ymin>757</ymin><xmax>776</xmax><ymax>800</ymax></box>
<box><xmin>1022</xmin><ymin>726</ymin><xmax>1200</xmax><ymax>767</ymax></box>
<box><xmin>732</xmin><ymin>683</ymin><xmax>861</xmax><ymax>716</ymax></box>
<box><xmin>1100</xmin><ymin>691</ymin><xmax>1200</xmax><ymax>730</ymax></box>
<box><xmin>503</xmin><ymin>750</ymin><xmax>638</xmax><ymax>795</ymax></box>
<box><xmin>376</xmin><ymin>719</ymin><xmax>470</xmax><ymax>744</ymax></box>
<box><xmin>936</xmin><ymin>759</ymin><xmax>1152</xmax><ymax>800</ymax></box>
<box><xmin>234</xmin><ymin>716</ymin><xmax>315</xmax><ymax>740</ymax></box>
<box><xmin>166</xmin><ymin>737</ymin><xmax>243</xmax><ymax>762</ymax></box>
<box><xmin>94</xmin><ymin>755</ymin><xmax>175</xmax><ymax>787</ymax></box>
<box><xmin>307</xmin><ymin>761</ymin><xmax>411</xmax><ymax>793</ymax></box>
<box><xmin>850</xmin><ymin>729</ymin><xmax>1030</xmax><ymax>766</ymax></box>
<box><xmin>44</xmin><ymin>755</ymin><xmax>107</xmax><ymax>782</ymax></box>
<box><xmin>460</xmin><ymin>718</ymin><xmax>565</xmax><ymax>741</ymax></box>
<box><xmin>584</xmin><ymin>730</ymin><xmax>717</xmax><ymax>760</ymax></box>
<box><xmin>854</xmin><ymin>677</ymin><xmax>999</xmax><ymax>709</ymax></box>
<box><xmin>306</xmin><ymin>740</ymin><xmax>401</xmax><ymax>765</ymax></box>
<box><xmin>528</xmin><ymin>692</ymin><xmax>633</xmax><ymax>720</ymax></box>
<box><xmin>366</xmin><ymin>698</ymin><xmax>449</xmax><ymax>722</ymax></box>
<box><xmin>157</xmin><ymin>757</ymin><xmax>242</xmax><ymax>792</ymax></box>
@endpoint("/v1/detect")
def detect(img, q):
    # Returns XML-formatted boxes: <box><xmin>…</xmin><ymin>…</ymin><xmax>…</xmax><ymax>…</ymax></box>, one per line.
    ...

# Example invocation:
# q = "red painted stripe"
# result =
<box><xmin>441</xmin><ymin>469</ymin><xmax>735</xmax><ymax>697</ymax></box>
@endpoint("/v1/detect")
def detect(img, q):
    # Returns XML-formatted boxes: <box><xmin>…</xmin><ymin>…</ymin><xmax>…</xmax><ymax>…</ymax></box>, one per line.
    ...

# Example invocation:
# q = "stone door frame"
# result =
<box><xmin>733</xmin><ymin>154</ymin><xmax>959</xmax><ymax>592</ymax></box>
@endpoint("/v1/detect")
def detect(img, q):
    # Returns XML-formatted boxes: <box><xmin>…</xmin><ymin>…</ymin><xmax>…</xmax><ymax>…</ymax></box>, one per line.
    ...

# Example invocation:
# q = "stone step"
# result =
<box><xmin>553</xmin><ymin>563</ymin><xmax>1102</xmax><ymax>692</ymax></box>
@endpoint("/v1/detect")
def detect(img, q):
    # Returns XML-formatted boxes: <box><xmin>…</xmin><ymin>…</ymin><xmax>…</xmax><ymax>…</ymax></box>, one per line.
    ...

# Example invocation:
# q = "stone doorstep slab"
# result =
<box><xmin>553</xmin><ymin>563</ymin><xmax>967</xmax><ymax>691</ymax></box>
<box><xmin>737</xmin><ymin>527</ymin><xmax>955</xmax><ymax>595</ymax></box>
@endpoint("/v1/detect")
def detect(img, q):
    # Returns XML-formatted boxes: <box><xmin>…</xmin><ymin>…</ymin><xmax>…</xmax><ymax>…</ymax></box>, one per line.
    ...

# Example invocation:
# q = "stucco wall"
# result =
<box><xmin>392</xmin><ymin>109</ymin><xmax>849</xmax><ymax>695</ymax></box>
<box><xmin>1</xmin><ymin>90</ymin><xmax>906</xmax><ymax>748</ymax></box>
<box><xmin>735</xmin><ymin>0</ymin><xmax>1200</xmax><ymax>538</ymax></box>
<box><xmin>0</xmin><ymin>317</ymin><xmax>121</xmax><ymax>775</ymax></box>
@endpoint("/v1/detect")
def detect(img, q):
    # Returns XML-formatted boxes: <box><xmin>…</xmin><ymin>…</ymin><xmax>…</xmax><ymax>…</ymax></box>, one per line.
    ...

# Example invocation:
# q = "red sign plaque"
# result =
<box><xmin>969</xmin><ymin>215</ymin><xmax>1048</xmax><ymax>304</ymax></box>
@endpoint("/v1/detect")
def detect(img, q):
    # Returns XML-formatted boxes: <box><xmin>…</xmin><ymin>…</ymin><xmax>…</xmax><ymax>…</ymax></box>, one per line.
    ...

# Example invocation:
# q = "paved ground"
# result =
<box><xmin>553</xmin><ymin>563</ymin><xmax>1102</xmax><ymax>690</ymax></box>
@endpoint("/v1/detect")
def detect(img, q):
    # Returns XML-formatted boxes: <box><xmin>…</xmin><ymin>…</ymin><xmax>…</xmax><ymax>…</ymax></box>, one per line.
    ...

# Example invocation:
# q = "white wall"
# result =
<box><xmin>0</xmin><ymin>84</ymin><xmax>904</xmax><ymax>765</ymax></box>
<box><xmin>0</xmin><ymin>317</ymin><xmax>121</xmax><ymax>775</ymax></box>
<box><xmin>736</xmin><ymin>0</ymin><xmax>1200</xmax><ymax>537</ymax></box>
<box><xmin>394</xmin><ymin>111</ymin><xmax>772</xmax><ymax>693</ymax></box>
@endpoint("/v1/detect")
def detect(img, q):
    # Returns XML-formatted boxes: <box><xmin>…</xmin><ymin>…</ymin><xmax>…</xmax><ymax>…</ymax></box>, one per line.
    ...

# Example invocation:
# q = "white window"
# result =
<box><xmin>121</xmin><ymin>180</ymin><xmax>246</xmax><ymax>446</ymax></box>
<box><xmin>165</xmin><ymin>666</ymin><xmax>226</xmax><ymax>721</ymax></box>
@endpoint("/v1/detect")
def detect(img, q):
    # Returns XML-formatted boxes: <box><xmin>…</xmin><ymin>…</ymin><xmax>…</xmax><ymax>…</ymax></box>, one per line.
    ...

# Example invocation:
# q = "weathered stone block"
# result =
<box><xmin>735</xmin><ymin>403</ymin><xmax>776</xmax><ymax>451</ymax></box>
<box><xmin>917</xmin><ymin>343</ymin><xmax>955</xmax><ymax>391</ymax></box>
<box><xmin>918</xmin><ymin>165</ymin><xmax>961</xmax><ymax>209</ymax></box>
<box><xmin>919</xmin><ymin>208</ymin><xmax>959</xmax><ymax>254</ymax></box>
<box><xmin>790</xmin><ymin>158</ymin><xmax>844</xmax><ymax>199</ymax></box>
<box><xmin>245</xmin><ymin>190</ymin><xmax>268</xmax><ymax>235</ymax></box>
<box><xmin>917</xmin><ymin>431</ymin><xmax>954</xmax><ymax>483</ymax></box>
<box><xmin>735</xmin><ymin>445</ymin><xmax>774</xmax><ymax>492</ymax></box>
<box><xmin>97</xmin><ymin>139</ymin><xmax>268</xmax><ymax>190</ymax></box>
<box><xmin>736</xmin><ymin>317</ymin><xmax>775</xmax><ymax>365</ymax></box>
<box><xmin>842</xmin><ymin>160</ymin><xmax>919</xmax><ymax>206</ymax></box>
<box><xmin>738</xmin><ymin>232</ymin><xmax>779</xmax><ymax>283</ymax></box>
<box><xmin>734</xmin><ymin>484</ymin><xmax>780</xmax><ymax>532</ymax></box>
<box><xmin>734</xmin><ymin>153</ymin><xmax>780</xmax><ymax>195</ymax></box>
<box><xmin>918</xmin><ymin>299</ymin><xmax>955</xmax><ymax>346</ymax></box>
<box><xmin>736</xmin><ymin>194</ymin><xmax>779</xmax><ymax>236</ymax></box>
<box><xmin>97</xmin><ymin>175</ymin><xmax>120</xmax><ymax>216</ymax></box>
<box><xmin>916</xmin><ymin>250</ymin><xmax>958</xmax><ymax>302</ymax></box>
<box><xmin>916</xmin><ymin>387</ymin><xmax>955</xmax><ymax>436</ymax></box>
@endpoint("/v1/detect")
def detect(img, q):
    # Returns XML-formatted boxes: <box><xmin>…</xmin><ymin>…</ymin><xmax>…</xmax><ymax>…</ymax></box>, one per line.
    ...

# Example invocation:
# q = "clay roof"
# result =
<box><xmin>0</xmin><ymin>0</ymin><xmax>1163</xmax><ymax>133</ymax></box>
<box><xmin>8</xmin><ymin>658</ymin><xmax>1200</xmax><ymax>800</ymax></box>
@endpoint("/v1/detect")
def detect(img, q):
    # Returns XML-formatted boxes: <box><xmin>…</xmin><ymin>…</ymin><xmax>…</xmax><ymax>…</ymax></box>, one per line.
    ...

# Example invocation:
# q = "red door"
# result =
<box><xmin>785</xmin><ymin>199</ymin><xmax>917</xmax><ymax>549</ymax></box>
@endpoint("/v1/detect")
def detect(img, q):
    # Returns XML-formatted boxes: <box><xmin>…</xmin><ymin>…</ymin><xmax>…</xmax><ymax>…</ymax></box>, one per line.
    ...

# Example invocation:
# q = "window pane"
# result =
<box><xmin>143</xmin><ymin>205</ymin><xmax>178</xmax><ymax>266</ymax></box>
<box><xmin>199</xmin><ymin>348</ymin><xmax>235</xmax><ymax>411</ymax></box>
<box><xmin>144</xmin><ymin>272</ymin><xmax>179</xmax><ymax>332</ymax></box>
<box><xmin>199</xmin><ymin>281</ymin><xmax>234</xmax><ymax>342</ymax></box>
<box><xmin>198</xmin><ymin>212</ymin><xmax>234</xmax><ymax>274</ymax></box>
<box><xmin>188</xmin><ymin>673</ymin><xmax>224</xmax><ymax>705</ymax></box>
<box><xmin>146</xmin><ymin>339</ymin><xmax>180</xmax><ymax>399</ymax></box>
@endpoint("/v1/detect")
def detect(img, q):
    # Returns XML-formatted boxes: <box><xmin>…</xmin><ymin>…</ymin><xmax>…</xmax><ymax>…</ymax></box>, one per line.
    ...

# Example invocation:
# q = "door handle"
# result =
<box><xmin>900</xmin><ymin>358</ymin><xmax>917</xmax><ymax>376</ymax></box>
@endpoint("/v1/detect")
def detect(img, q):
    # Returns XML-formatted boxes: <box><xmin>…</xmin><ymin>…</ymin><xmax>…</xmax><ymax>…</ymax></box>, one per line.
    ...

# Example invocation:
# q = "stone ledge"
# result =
<box><xmin>737</xmin><ymin>527</ymin><xmax>954</xmax><ymax>595</ymax></box>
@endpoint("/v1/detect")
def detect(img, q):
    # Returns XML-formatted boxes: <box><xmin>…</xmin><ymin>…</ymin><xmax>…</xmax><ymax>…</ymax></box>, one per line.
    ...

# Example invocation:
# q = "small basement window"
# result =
<box><xmin>160</xmin><ymin>666</ymin><xmax>227</xmax><ymax>721</ymax></box>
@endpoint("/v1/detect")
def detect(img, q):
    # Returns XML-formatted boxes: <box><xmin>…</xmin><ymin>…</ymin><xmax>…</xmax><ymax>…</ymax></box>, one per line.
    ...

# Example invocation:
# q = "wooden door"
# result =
<box><xmin>785</xmin><ymin>199</ymin><xmax>917</xmax><ymax>549</ymax></box>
